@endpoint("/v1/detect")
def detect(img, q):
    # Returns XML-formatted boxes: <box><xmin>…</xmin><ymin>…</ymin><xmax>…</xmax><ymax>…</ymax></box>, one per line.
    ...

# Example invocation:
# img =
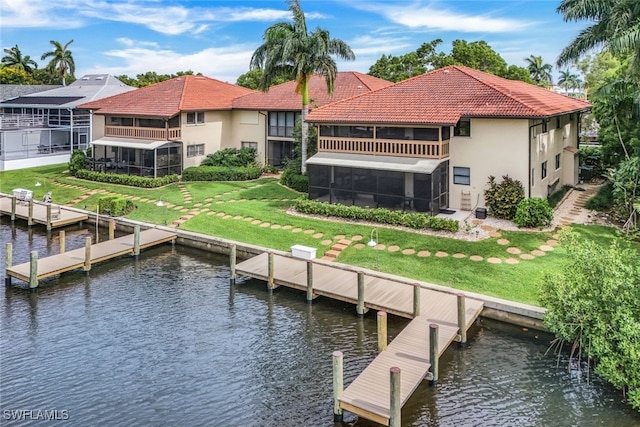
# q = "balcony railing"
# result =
<box><xmin>318</xmin><ymin>137</ymin><xmax>449</xmax><ymax>159</ymax></box>
<box><xmin>0</xmin><ymin>113</ymin><xmax>91</xmax><ymax>130</ymax></box>
<box><xmin>105</xmin><ymin>126</ymin><xmax>182</xmax><ymax>140</ymax></box>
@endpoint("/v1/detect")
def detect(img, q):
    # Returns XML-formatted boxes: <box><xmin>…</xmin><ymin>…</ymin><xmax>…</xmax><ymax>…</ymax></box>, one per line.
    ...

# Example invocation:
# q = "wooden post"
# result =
<box><xmin>46</xmin><ymin>203</ymin><xmax>52</xmax><ymax>231</ymax></box>
<box><xmin>356</xmin><ymin>271</ymin><xmax>365</xmax><ymax>317</ymax></box>
<box><xmin>29</xmin><ymin>250</ymin><xmax>38</xmax><ymax>289</ymax></box>
<box><xmin>10</xmin><ymin>196</ymin><xmax>16</xmax><ymax>221</ymax></box>
<box><xmin>457</xmin><ymin>293</ymin><xmax>467</xmax><ymax>348</ymax></box>
<box><xmin>27</xmin><ymin>200</ymin><xmax>34</xmax><ymax>226</ymax></box>
<box><xmin>229</xmin><ymin>244</ymin><xmax>236</xmax><ymax>285</ymax></box>
<box><xmin>267</xmin><ymin>251</ymin><xmax>274</xmax><ymax>289</ymax></box>
<box><xmin>389</xmin><ymin>367</ymin><xmax>401</xmax><ymax>427</ymax></box>
<box><xmin>84</xmin><ymin>236</ymin><xmax>92</xmax><ymax>272</ymax></box>
<box><xmin>5</xmin><ymin>243</ymin><xmax>12</xmax><ymax>285</ymax></box>
<box><xmin>306</xmin><ymin>260</ymin><xmax>314</xmax><ymax>303</ymax></box>
<box><xmin>332</xmin><ymin>351</ymin><xmax>344</xmax><ymax>422</ymax></box>
<box><xmin>109</xmin><ymin>219</ymin><xmax>115</xmax><ymax>240</ymax></box>
<box><xmin>413</xmin><ymin>283</ymin><xmax>421</xmax><ymax>317</ymax></box>
<box><xmin>133</xmin><ymin>225</ymin><xmax>140</xmax><ymax>256</ymax></box>
<box><xmin>429</xmin><ymin>323</ymin><xmax>439</xmax><ymax>386</ymax></box>
<box><xmin>377</xmin><ymin>311</ymin><xmax>388</xmax><ymax>352</ymax></box>
<box><xmin>59</xmin><ymin>230</ymin><xmax>66</xmax><ymax>253</ymax></box>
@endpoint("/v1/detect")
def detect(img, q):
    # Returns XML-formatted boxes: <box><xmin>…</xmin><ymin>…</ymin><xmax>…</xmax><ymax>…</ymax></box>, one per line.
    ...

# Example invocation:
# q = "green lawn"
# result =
<box><xmin>2</xmin><ymin>164</ymin><xmax>634</xmax><ymax>306</ymax></box>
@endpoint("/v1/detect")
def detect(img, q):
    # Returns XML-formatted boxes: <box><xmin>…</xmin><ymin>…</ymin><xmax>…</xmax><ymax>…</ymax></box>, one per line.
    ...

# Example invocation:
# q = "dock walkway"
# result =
<box><xmin>235</xmin><ymin>252</ymin><xmax>483</xmax><ymax>425</ymax></box>
<box><xmin>1</xmin><ymin>194</ymin><xmax>88</xmax><ymax>229</ymax></box>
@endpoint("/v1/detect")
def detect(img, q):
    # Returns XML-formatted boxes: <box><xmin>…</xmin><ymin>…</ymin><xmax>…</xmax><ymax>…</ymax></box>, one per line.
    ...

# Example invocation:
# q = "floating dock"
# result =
<box><xmin>0</xmin><ymin>193</ymin><xmax>88</xmax><ymax>229</ymax></box>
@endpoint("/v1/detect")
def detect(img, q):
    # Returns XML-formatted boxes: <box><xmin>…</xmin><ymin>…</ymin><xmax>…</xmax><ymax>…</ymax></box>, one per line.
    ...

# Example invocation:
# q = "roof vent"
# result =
<box><xmin>82</xmin><ymin>77</ymin><xmax>90</xmax><ymax>80</ymax></box>
<box><xmin>96</xmin><ymin>76</ymin><xmax>104</xmax><ymax>80</ymax></box>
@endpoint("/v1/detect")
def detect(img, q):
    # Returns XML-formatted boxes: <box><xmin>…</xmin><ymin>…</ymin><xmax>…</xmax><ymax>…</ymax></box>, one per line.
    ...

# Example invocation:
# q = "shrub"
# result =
<box><xmin>579</xmin><ymin>145</ymin><xmax>605</xmax><ymax>178</ymax></box>
<box><xmin>514</xmin><ymin>198</ymin><xmax>553</xmax><ymax>228</ymax></box>
<box><xmin>69</xmin><ymin>149</ymin><xmax>87</xmax><ymax>175</ymax></box>
<box><xmin>182</xmin><ymin>165</ymin><xmax>261</xmax><ymax>181</ymax></box>
<box><xmin>74</xmin><ymin>169</ymin><xmax>179</xmax><ymax>188</ymax></box>
<box><xmin>293</xmin><ymin>199</ymin><xmax>459</xmax><ymax>232</ymax></box>
<box><xmin>200</xmin><ymin>147</ymin><xmax>257</xmax><ymax>167</ymax></box>
<box><xmin>281</xmin><ymin>168</ymin><xmax>308</xmax><ymax>192</ymax></box>
<box><xmin>98</xmin><ymin>195</ymin><xmax>134</xmax><ymax>216</ymax></box>
<box><xmin>484</xmin><ymin>175</ymin><xmax>525</xmax><ymax>220</ymax></box>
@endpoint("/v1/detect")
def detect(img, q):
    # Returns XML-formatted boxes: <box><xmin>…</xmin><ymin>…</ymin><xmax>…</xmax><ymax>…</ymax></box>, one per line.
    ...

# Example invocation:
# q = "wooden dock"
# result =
<box><xmin>0</xmin><ymin>194</ymin><xmax>88</xmax><ymax>229</ymax></box>
<box><xmin>5</xmin><ymin>228</ymin><xmax>176</xmax><ymax>286</ymax></box>
<box><xmin>235</xmin><ymin>252</ymin><xmax>484</xmax><ymax>425</ymax></box>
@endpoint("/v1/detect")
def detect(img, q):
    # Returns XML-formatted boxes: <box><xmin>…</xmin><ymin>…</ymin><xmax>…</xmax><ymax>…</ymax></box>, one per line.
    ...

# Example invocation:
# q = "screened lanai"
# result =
<box><xmin>90</xmin><ymin>137</ymin><xmax>182</xmax><ymax>178</ymax></box>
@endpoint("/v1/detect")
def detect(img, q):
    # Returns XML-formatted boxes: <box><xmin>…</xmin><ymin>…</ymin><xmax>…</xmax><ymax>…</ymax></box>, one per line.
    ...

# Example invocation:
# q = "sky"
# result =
<box><xmin>0</xmin><ymin>0</ymin><xmax>588</xmax><ymax>84</ymax></box>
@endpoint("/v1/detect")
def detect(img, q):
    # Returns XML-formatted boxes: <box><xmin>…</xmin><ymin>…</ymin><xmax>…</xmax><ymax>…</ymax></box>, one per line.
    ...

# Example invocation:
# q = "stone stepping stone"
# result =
<box><xmin>282</xmin><ymin>225</ymin><xmax>292</xmax><ymax>230</ymax></box>
<box><xmin>487</xmin><ymin>257</ymin><xmax>502</xmax><ymax>264</ymax></box>
<box><xmin>216</xmin><ymin>201</ymin><xmax>224</xmax><ymax>204</ymax></box>
<box><xmin>251</xmin><ymin>219</ymin><xmax>262</xmax><ymax>225</ymax></box>
<box><xmin>292</xmin><ymin>228</ymin><xmax>302</xmax><ymax>233</ymax></box>
<box><xmin>351</xmin><ymin>235</ymin><xmax>363</xmax><ymax>241</ymax></box>
<box><xmin>131</xmin><ymin>197</ymin><xmax>141</xmax><ymax>201</ymax></box>
<box><xmin>230</xmin><ymin>215</ymin><xmax>241</xmax><ymax>220</ymax></box>
<box><xmin>452</xmin><ymin>253</ymin><xmax>466</xmax><ymax>259</ymax></box>
<box><xmin>215</xmin><ymin>195</ymin><xmax>222</xmax><ymax>198</ymax></box>
<box><xmin>260</xmin><ymin>222</ymin><xmax>271</xmax><ymax>227</ymax></box>
<box><xmin>181</xmin><ymin>215</ymin><xmax>194</xmax><ymax>220</ymax></box>
<box><xmin>204</xmin><ymin>198</ymin><xmax>213</xmax><ymax>202</ymax></box>
<box><xmin>216</xmin><ymin>212</ymin><xmax>226</xmax><ymax>217</ymax></box>
<box><xmin>417</xmin><ymin>251</ymin><xmax>431</xmax><ymax>257</ymax></box>
<box><xmin>312</xmin><ymin>233</ymin><xmax>323</xmax><ymax>239</ymax></box>
<box><xmin>332</xmin><ymin>243</ymin><xmax>349</xmax><ymax>251</ymax></box>
<box><xmin>239</xmin><ymin>199</ymin><xmax>247</xmax><ymax>202</ymax></box>
<box><xmin>507</xmin><ymin>247</ymin><xmax>522</xmax><ymax>255</ymax></box>
<box><xmin>435</xmin><ymin>251</ymin><xmax>448</xmax><ymax>258</ymax></box>
<box><xmin>201</xmin><ymin>208</ymin><xmax>210</xmax><ymax>212</ymax></box>
<box><xmin>546</xmin><ymin>239</ymin><xmax>559</xmax><ymax>246</ymax></box>
<box><xmin>338</xmin><ymin>239</ymin><xmax>352</xmax><ymax>245</ymax></box>
<box><xmin>481</xmin><ymin>225</ymin><xmax>495</xmax><ymax>231</ymax></box>
<box><xmin>505</xmin><ymin>258</ymin><xmax>520</xmax><ymax>265</ymax></box>
<box><xmin>206</xmin><ymin>212</ymin><xmax>216</xmax><ymax>216</ymax></box>
<box><xmin>304</xmin><ymin>229</ymin><xmax>314</xmax><ymax>234</ymax></box>
<box><xmin>271</xmin><ymin>224</ymin><xmax>282</xmax><ymax>229</ymax></box>
<box><xmin>520</xmin><ymin>253</ymin><xmax>535</xmax><ymax>260</ymax></box>
<box><xmin>244</xmin><ymin>217</ymin><xmax>253</xmax><ymax>221</ymax></box>
<box><xmin>321</xmin><ymin>239</ymin><xmax>333</xmax><ymax>246</ymax></box>
<box><xmin>387</xmin><ymin>245</ymin><xmax>400</xmax><ymax>252</ymax></box>
<box><xmin>531</xmin><ymin>249</ymin><xmax>546</xmax><ymax>256</ymax></box>
<box><xmin>374</xmin><ymin>244</ymin><xmax>386</xmax><ymax>250</ymax></box>
<box><xmin>335</xmin><ymin>234</ymin><xmax>346</xmax><ymax>240</ymax></box>
<box><xmin>320</xmin><ymin>256</ymin><xmax>334</xmax><ymax>262</ymax></box>
<box><xmin>180</xmin><ymin>208</ymin><xmax>190</xmax><ymax>213</ymax></box>
<box><xmin>552</xmin><ymin>233</ymin><xmax>560</xmax><ymax>239</ymax></box>
<box><xmin>353</xmin><ymin>243</ymin><xmax>366</xmax><ymax>250</ymax></box>
<box><xmin>539</xmin><ymin>245</ymin><xmax>554</xmax><ymax>252</ymax></box>
<box><xmin>497</xmin><ymin>239</ymin><xmax>510</xmax><ymax>245</ymax></box>
<box><xmin>174</xmin><ymin>219</ymin><xmax>187</xmax><ymax>225</ymax></box>
<box><xmin>489</xmin><ymin>231</ymin><xmax>502</xmax><ymax>238</ymax></box>
<box><xmin>223</xmin><ymin>215</ymin><xmax>233</xmax><ymax>219</ymax></box>
<box><xmin>469</xmin><ymin>255</ymin><xmax>483</xmax><ymax>262</ymax></box>
<box><xmin>194</xmin><ymin>203</ymin><xmax>203</xmax><ymax>207</ymax></box>
<box><xmin>228</xmin><ymin>199</ymin><xmax>236</xmax><ymax>203</ymax></box>
<box><xmin>402</xmin><ymin>249</ymin><xmax>416</xmax><ymax>255</ymax></box>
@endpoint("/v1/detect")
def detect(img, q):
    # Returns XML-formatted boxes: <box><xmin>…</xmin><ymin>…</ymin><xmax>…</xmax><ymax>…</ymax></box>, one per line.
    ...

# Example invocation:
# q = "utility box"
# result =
<box><xmin>291</xmin><ymin>244</ymin><xmax>317</xmax><ymax>260</ymax></box>
<box><xmin>475</xmin><ymin>207</ymin><xmax>487</xmax><ymax>219</ymax></box>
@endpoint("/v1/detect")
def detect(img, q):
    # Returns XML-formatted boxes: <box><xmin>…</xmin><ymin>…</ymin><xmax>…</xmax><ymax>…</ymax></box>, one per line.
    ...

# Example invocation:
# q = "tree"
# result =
<box><xmin>115</xmin><ymin>70</ymin><xmax>200</xmax><ymax>87</ymax></box>
<box><xmin>557</xmin><ymin>69</ymin><xmax>583</xmax><ymax>93</ymax></box>
<box><xmin>41</xmin><ymin>39</ymin><xmax>75</xmax><ymax>86</ymax></box>
<box><xmin>503</xmin><ymin>65</ymin><xmax>534</xmax><ymax>83</ymax></box>
<box><xmin>441</xmin><ymin>40</ymin><xmax>508</xmax><ymax>76</ymax></box>
<box><xmin>524</xmin><ymin>55</ymin><xmax>553</xmax><ymax>86</ymax></box>
<box><xmin>250</xmin><ymin>0</ymin><xmax>355</xmax><ymax>174</ymax></box>
<box><xmin>2</xmin><ymin>45</ymin><xmax>38</xmax><ymax>72</ymax></box>
<box><xmin>368</xmin><ymin>39</ymin><xmax>443</xmax><ymax>82</ymax></box>
<box><xmin>236</xmin><ymin>68</ymin><xmax>290</xmax><ymax>89</ymax></box>
<box><xmin>0</xmin><ymin>67</ymin><xmax>35</xmax><ymax>84</ymax></box>
<box><xmin>540</xmin><ymin>230</ymin><xmax>640</xmax><ymax>410</ymax></box>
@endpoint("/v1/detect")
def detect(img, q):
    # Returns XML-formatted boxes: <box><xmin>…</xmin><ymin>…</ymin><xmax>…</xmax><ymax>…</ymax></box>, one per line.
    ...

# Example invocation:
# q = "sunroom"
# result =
<box><xmin>90</xmin><ymin>137</ymin><xmax>182</xmax><ymax>178</ymax></box>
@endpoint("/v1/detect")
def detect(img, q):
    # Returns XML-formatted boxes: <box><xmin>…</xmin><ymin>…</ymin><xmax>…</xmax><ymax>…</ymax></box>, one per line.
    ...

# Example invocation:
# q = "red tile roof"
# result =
<box><xmin>232</xmin><ymin>71</ymin><xmax>392</xmax><ymax>110</ymax></box>
<box><xmin>79</xmin><ymin>75</ymin><xmax>255</xmax><ymax>118</ymax></box>
<box><xmin>307</xmin><ymin>65</ymin><xmax>591</xmax><ymax>125</ymax></box>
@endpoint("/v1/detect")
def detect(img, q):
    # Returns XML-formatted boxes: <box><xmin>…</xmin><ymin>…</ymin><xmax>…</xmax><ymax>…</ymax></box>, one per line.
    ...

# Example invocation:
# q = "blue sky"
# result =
<box><xmin>1</xmin><ymin>0</ymin><xmax>587</xmax><ymax>83</ymax></box>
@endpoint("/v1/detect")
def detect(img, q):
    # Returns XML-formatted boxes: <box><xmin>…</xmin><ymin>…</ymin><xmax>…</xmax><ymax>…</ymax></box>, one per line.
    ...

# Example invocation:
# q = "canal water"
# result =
<box><xmin>1</xmin><ymin>220</ymin><xmax>638</xmax><ymax>427</ymax></box>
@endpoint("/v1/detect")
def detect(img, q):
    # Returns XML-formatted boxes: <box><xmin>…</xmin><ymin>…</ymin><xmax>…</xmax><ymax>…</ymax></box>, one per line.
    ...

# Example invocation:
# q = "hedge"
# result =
<box><xmin>182</xmin><ymin>166</ymin><xmax>262</xmax><ymax>182</ymax></box>
<box><xmin>293</xmin><ymin>199</ymin><xmax>459</xmax><ymax>232</ymax></box>
<box><xmin>98</xmin><ymin>195</ymin><xmax>134</xmax><ymax>216</ymax></box>
<box><xmin>74</xmin><ymin>169</ymin><xmax>179</xmax><ymax>188</ymax></box>
<box><xmin>280</xmin><ymin>168</ymin><xmax>308</xmax><ymax>192</ymax></box>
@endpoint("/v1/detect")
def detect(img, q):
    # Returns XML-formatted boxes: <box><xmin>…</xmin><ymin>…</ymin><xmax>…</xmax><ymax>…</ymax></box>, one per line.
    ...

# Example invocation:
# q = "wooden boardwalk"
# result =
<box><xmin>0</xmin><ymin>195</ymin><xmax>88</xmax><ymax>229</ymax></box>
<box><xmin>5</xmin><ymin>228</ymin><xmax>176</xmax><ymax>285</ymax></box>
<box><xmin>235</xmin><ymin>252</ymin><xmax>484</xmax><ymax>425</ymax></box>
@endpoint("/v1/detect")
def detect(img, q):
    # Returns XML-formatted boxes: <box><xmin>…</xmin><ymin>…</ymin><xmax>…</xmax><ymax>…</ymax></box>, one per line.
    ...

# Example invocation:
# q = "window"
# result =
<box><xmin>268</xmin><ymin>111</ymin><xmax>300</xmax><ymax>137</ymax></box>
<box><xmin>453</xmin><ymin>167</ymin><xmax>470</xmax><ymax>185</ymax></box>
<box><xmin>555</xmin><ymin>153</ymin><xmax>561</xmax><ymax>170</ymax></box>
<box><xmin>187</xmin><ymin>144</ymin><xmax>204</xmax><ymax>157</ymax></box>
<box><xmin>454</xmin><ymin>119</ymin><xmax>471</xmax><ymax>137</ymax></box>
<box><xmin>186</xmin><ymin>111</ymin><xmax>205</xmax><ymax>125</ymax></box>
<box><xmin>541</xmin><ymin>161</ymin><xmax>548</xmax><ymax>180</ymax></box>
<box><xmin>241</xmin><ymin>141</ymin><xmax>258</xmax><ymax>151</ymax></box>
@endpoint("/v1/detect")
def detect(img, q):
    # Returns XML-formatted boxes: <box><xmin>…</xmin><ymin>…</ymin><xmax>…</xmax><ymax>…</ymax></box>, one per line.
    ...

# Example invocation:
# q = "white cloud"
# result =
<box><xmin>349</xmin><ymin>35</ymin><xmax>413</xmax><ymax>56</ymax></box>
<box><xmin>0</xmin><ymin>0</ymin><xmax>84</xmax><ymax>29</ymax></box>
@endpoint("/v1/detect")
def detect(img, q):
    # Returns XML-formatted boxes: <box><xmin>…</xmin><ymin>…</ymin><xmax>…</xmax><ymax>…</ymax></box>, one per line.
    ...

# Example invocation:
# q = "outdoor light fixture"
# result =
<box><xmin>367</xmin><ymin>229</ymin><xmax>379</xmax><ymax>247</ymax></box>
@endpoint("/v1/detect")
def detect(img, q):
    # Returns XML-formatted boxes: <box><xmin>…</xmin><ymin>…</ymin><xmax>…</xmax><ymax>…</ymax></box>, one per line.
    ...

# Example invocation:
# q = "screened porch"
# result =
<box><xmin>90</xmin><ymin>138</ymin><xmax>182</xmax><ymax>178</ymax></box>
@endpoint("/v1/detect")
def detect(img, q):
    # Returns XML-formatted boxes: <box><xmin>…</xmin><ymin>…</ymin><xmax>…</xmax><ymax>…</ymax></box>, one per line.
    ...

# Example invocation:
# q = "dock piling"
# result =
<box><xmin>133</xmin><ymin>225</ymin><xmax>140</xmax><ymax>256</ymax></box>
<box><xmin>377</xmin><ymin>311</ymin><xmax>387</xmax><ymax>352</ymax></box>
<box><xmin>332</xmin><ymin>351</ymin><xmax>344</xmax><ymax>422</ymax></box>
<box><xmin>5</xmin><ymin>243</ymin><xmax>12</xmax><ymax>285</ymax></box>
<box><xmin>306</xmin><ymin>260</ymin><xmax>313</xmax><ymax>303</ymax></box>
<box><xmin>429</xmin><ymin>323</ymin><xmax>439</xmax><ymax>386</ymax></box>
<box><xmin>109</xmin><ymin>219</ymin><xmax>115</xmax><ymax>240</ymax></box>
<box><xmin>59</xmin><ymin>230</ymin><xmax>66</xmax><ymax>253</ymax></box>
<box><xmin>390</xmin><ymin>367</ymin><xmax>401</xmax><ymax>427</ymax></box>
<box><xmin>10</xmin><ymin>196</ymin><xmax>16</xmax><ymax>221</ymax></box>
<box><xmin>29</xmin><ymin>251</ymin><xmax>38</xmax><ymax>289</ymax></box>
<box><xmin>46</xmin><ymin>204</ymin><xmax>52</xmax><ymax>231</ymax></box>
<box><xmin>28</xmin><ymin>200</ymin><xmax>34</xmax><ymax>226</ymax></box>
<box><xmin>356</xmin><ymin>271</ymin><xmax>365</xmax><ymax>317</ymax></box>
<box><xmin>229</xmin><ymin>244</ymin><xmax>236</xmax><ymax>285</ymax></box>
<box><xmin>413</xmin><ymin>283</ymin><xmax>421</xmax><ymax>317</ymax></box>
<box><xmin>457</xmin><ymin>293</ymin><xmax>467</xmax><ymax>348</ymax></box>
<box><xmin>267</xmin><ymin>251</ymin><xmax>274</xmax><ymax>290</ymax></box>
<box><xmin>83</xmin><ymin>236</ymin><xmax>92</xmax><ymax>272</ymax></box>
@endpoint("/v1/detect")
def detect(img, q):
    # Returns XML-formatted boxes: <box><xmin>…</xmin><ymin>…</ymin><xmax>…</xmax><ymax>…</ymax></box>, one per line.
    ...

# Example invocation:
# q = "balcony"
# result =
<box><xmin>318</xmin><ymin>137</ymin><xmax>449</xmax><ymax>159</ymax></box>
<box><xmin>105</xmin><ymin>126</ymin><xmax>181</xmax><ymax>141</ymax></box>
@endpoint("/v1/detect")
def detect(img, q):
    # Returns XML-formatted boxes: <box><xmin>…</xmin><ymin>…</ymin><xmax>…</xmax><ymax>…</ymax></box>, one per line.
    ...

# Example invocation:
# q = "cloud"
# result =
<box><xmin>0</xmin><ymin>0</ymin><xmax>84</xmax><ymax>29</ymax></box>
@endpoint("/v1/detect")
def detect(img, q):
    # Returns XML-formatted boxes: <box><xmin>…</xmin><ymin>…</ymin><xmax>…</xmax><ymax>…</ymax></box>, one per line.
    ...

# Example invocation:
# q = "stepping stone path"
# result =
<box><xmin>487</xmin><ymin>257</ymin><xmax>502</xmax><ymax>264</ymax></box>
<box><xmin>178</xmin><ymin>184</ymin><xmax>192</xmax><ymax>205</ymax></box>
<box><xmin>507</xmin><ymin>247</ymin><xmax>521</xmax><ymax>255</ymax></box>
<box><xmin>469</xmin><ymin>255</ymin><xmax>483</xmax><ymax>262</ymax></box>
<box><xmin>435</xmin><ymin>251</ymin><xmax>448</xmax><ymax>258</ymax></box>
<box><xmin>387</xmin><ymin>245</ymin><xmax>400</xmax><ymax>253</ymax></box>
<box><xmin>497</xmin><ymin>239</ymin><xmax>510</xmax><ymax>245</ymax></box>
<box><xmin>452</xmin><ymin>253</ymin><xmax>465</xmax><ymax>259</ymax></box>
<box><xmin>417</xmin><ymin>251</ymin><xmax>431</xmax><ymax>258</ymax></box>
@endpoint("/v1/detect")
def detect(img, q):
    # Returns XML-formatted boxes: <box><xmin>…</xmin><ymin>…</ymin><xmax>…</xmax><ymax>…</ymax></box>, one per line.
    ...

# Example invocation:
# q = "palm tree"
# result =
<box><xmin>2</xmin><ymin>45</ymin><xmax>38</xmax><ymax>72</ymax></box>
<box><xmin>41</xmin><ymin>39</ymin><xmax>75</xmax><ymax>86</ymax></box>
<box><xmin>250</xmin><ymin>0</ymin><xmax>355</xmax><ymax>173</ymax></box>
<box><xmin>524</xmin><ymin>55</ymin><xmax>553</xmax><ymax>86</ymax></box>
<box><xmin>557</xmin><ymin>0</ymin><xmax>640</xmax><ymax>70</ymax></box>
<box><xmin>558</xmin><ymin>69</ymin><xmax>583</xmax><ymax>92</ymax></box>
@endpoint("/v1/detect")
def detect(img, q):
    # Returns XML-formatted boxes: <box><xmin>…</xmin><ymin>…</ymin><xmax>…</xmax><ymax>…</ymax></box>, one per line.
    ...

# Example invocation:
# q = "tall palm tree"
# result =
<box><xmin>558</xmin><ymin>69</ymin><xmax>583</xmax><ymax>91</ymax></box>
<box><xmin>557</xmin><ymin>0</ymin><xmax>640</xmax><ymax>70</ymax></box>
<box><xmin>41</xmin><ymin>39</ymin><xmax>75</xmax><ymax>86</ymax></box>
<box><xmin>250</xmin><ymin>0</ymin><xmax>354</xmax><ymax>173</ymax></box>
<box><xmin>524</xmin><ymin>55</ymin><xmax>553</xmax><ymax>86</ymax></box>
<box><xmin>2</xmin><ymin>45</ymin><xmax>38</xmax><ymax>72</ymax></box>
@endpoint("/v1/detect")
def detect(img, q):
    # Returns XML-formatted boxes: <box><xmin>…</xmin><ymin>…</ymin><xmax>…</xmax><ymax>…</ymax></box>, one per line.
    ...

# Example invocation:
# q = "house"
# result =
<box><xmin>305</xmin><ymin>65</ymin><xmax>591</xmax><ymax>215</ymax></box>
<box><xmin>232</xmin><ymin>72</ymin><xmax>392</xmax><ymax>166</ymax></box>
<box><xmin>0</xmin><ymin>75</ymin><xmax>134</xmax><ymax>171</ymax></box>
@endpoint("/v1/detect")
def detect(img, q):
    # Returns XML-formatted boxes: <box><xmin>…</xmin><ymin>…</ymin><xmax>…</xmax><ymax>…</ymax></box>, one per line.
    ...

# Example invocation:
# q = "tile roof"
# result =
<box><xmin>307</xmin><ymin>65</ymin><xmax>592</xmax><ymax>125</ymax></box>
<box><xmin>80</xmin><ymin>75</ymin><xmax>255</xmax><ymax>118</ymax></box>
<box><xmin>232</xmin><ymin>71</ymin><xmax>392</xmax><ymax>110</ymax></box>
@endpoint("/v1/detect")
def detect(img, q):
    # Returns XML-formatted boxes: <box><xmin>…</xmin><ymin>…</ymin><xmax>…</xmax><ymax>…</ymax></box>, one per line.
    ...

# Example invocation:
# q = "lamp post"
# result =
<box><xmin>368</xmin><ymin>228</ymin><xmax>379</xmax><ymax>269</ymax></box>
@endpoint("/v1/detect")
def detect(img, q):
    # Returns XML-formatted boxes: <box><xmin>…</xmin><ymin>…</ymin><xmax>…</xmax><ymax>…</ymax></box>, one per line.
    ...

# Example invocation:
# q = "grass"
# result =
<box><xmin>2</xmin><ymin>164</ymin><xmax>635</xmax><ymax>306</ymax></box>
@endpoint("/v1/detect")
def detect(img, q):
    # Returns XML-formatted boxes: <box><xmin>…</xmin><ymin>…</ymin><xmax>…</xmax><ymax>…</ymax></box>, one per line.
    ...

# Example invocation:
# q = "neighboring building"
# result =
<box><xmin>0</xmin><ymin>84</ymin><xmax>62</xmax><ymax>102</ymax></box>
<box><xmin>305</xmin><ymin>65</ymin><xmax>591</xmax><ymax>215</ymax></box>
<box><xmin>0</xmin><ymin>75</ymin><xmax>134</xmax><ymax>171</ymax></box>
<box><xmin>232</xmin><ymin>72</ymin><xmax>392</xmax><ymax>167</ymax></box>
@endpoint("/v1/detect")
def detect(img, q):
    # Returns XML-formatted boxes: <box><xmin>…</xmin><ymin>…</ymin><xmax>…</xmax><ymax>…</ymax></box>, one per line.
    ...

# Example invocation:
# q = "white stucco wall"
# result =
<box><xmin>181</xmin><ymin>110</ymin><xmax>234</xmax><ymax>168</ymax></box>
<box><xmin>230</xmin><ymin>110</ymin><xmax>266</xmax><ymax>165</ymax></box>
<box><xmin>91</xmin><ymin>114</ymin><xmax>105</xmax><ymax>140</ymax></box>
